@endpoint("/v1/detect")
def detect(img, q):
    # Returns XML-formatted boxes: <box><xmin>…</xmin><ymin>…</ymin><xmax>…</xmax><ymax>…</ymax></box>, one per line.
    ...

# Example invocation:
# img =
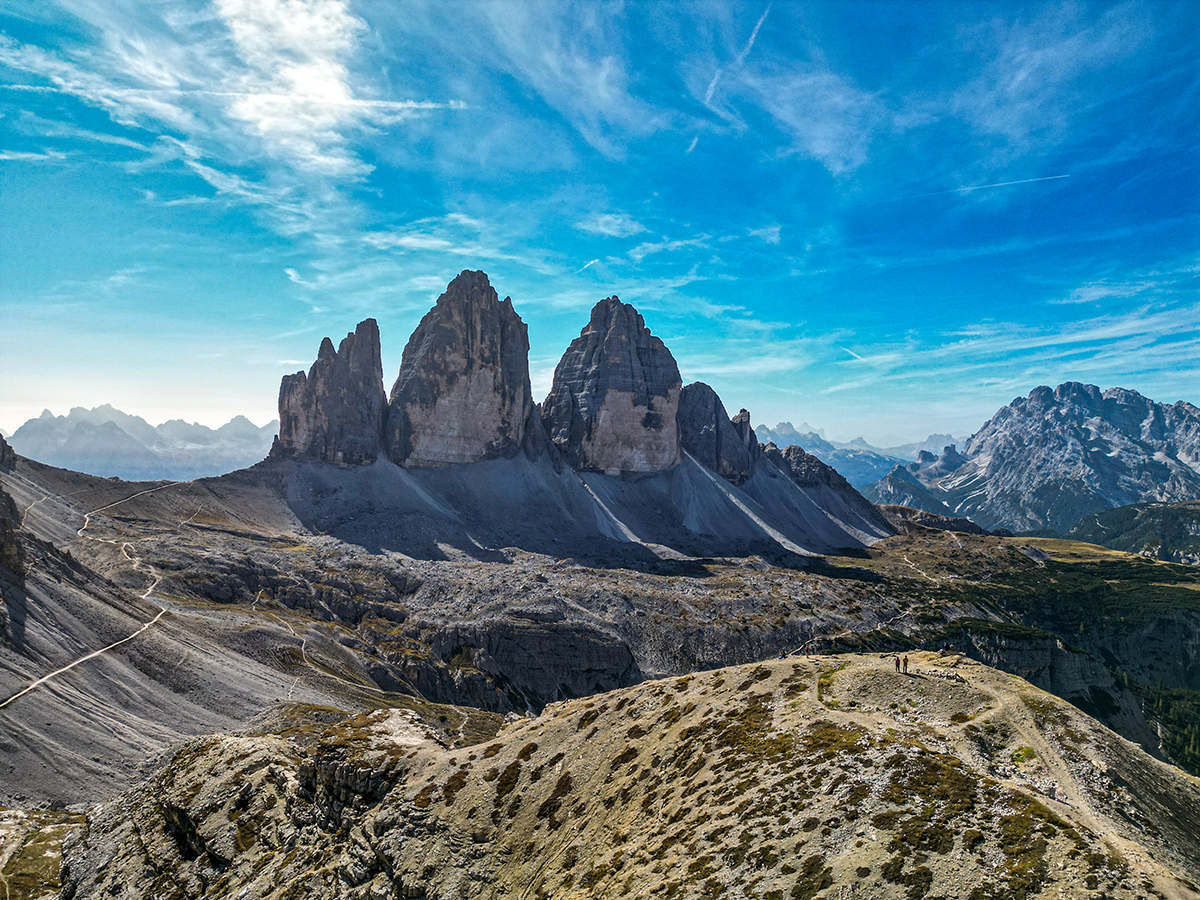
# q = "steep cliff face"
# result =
<box><xmin>271</xmin><ymin>319</ymin><xmax>386</xmax><ymax>465</ymax></box>
<box><xmin>677</xmin><ymin>382</ymin><xmax>759</xmax><ymax>485</ymax></box>
<box><xmin>0</xmin><ymin>434</ymin><xmax>15</xmax><ymax>471</ymax></box>
<box><xmin>386</xmin><ymin>271</ymin><xmax>533</xmax><ymax>467</ymax></box>
<box><xmin>542</xmin><ymin>297</ymin><xmax>681</xmax><ymax>475</ymax></box>
<box><xmin>0</xmin><ymin>482</ymin><xmax>22</xmax><ymax>581</ymax></box>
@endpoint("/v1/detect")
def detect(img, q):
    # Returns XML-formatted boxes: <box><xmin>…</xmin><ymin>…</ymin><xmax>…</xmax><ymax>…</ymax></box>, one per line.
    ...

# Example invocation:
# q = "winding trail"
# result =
<box><xmin>0</xmin><ymin>482</ymin><xmax>191</xmax><ymax>711</ymax></box>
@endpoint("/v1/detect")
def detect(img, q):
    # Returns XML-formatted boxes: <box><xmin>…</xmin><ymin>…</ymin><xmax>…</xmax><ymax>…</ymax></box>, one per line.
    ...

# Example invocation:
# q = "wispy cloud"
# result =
<box><xmin>628</xmin><ymin>235</ymin><xmax>710</xmax><ymax>263</ymax></box>
<box><xmin>0</xmin><ymin>148</ymin><xmax>67</xmax><ymax>161</ymax></box>
<box><xmin>576</xmin><ymin>212</ymin><xmax>646</xmax><ymax>238</ymax></box>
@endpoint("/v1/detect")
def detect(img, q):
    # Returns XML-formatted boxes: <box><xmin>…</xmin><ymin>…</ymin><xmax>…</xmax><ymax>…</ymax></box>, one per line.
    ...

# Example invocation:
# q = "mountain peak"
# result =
<box><xmin>386</xmin><ymin>272</ymin><xmax>533</xmax><ymax>467</ymax></box>
<box><xmin>542</xmin><ymin>296</ymin><xmax>681</xmax><ymax>474</ymax></box>
<box><xmin>272</xmin><ymin>319</ymin><xmax>387</xmax><ymax>466</ymax></box>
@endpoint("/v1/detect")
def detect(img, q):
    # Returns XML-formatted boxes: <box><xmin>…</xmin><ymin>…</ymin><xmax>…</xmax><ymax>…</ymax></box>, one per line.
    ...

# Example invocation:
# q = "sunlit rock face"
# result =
<box><xmin>386</xmin><ymin>271</ymin><xmax>533</xmax><ymax>467</ymax></box>
<box><xmin>542</xmin><ymin>296</ymin><xmax>681</xmax><ymax>475</ymax></box>
<box><xmin>272</xmin><ymin>318</ymin><xmax>386</xmax><ymax>465</ymax></box>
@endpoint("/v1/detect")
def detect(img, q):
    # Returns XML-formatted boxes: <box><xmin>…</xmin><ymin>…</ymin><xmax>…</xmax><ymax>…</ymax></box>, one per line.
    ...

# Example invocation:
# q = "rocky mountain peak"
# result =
<box><xmin>271</xmin><ymin>318</ymin><xmax>386</xmax><ymax>466</ymax></box>
<box><xmin>542</xmin><ymin>296</ymin><xmax>681</xmax><ymax>474</ymax></box>
<box><xmin>678</xmin><ymin>384</ymin><xmax>759</xmax><ymax>485</ymax></box>
<box><xmin>386</xmin><ymin>270</ymin><xmax>533</xmax><ymax>467</ymax></box>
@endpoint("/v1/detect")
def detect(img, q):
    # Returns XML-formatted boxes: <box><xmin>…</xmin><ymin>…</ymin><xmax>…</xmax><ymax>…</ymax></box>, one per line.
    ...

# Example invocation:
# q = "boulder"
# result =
<box><xmin>386</xmin><ymin>271</ymin><xmax>533</xmax><ymax>467</ymax></box>
<box><xmin>677</xmin><ymin>383</ymin><xmax>759</xmax><ymax>485</ymax></box>
<box><xmin>542</xmin><ymin>297</ymin><xmax>681</xmax><ymax>474</ymax></box>
<box><xmin>271</xmin><ymin>319</ymin><xmax>386</xmax><ymax>465</ymax></box>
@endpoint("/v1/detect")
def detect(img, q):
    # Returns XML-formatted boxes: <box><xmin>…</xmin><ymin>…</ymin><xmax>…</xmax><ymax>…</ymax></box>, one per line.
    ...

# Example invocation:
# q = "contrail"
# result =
<box><xmin>576</xmin><ymin>259</ymin><xmax>599</xmax><ymax>273</ymax></box>
<box><xmin>704</xmin><ymin>4</ymin><xmax>771</xmax><ymax>104</ymax></box>
<box><xmin>685</xmin><ymin>135</ymin><xmax>699</xmax><ymax>154</ymax></box>
<box><xmin>886</xmin><ymin>174</ymin><xmax>1070</xmax><ymax>202</ymax></box>
<box><xmin>838</xmin><ymin>346</ymin><xmax>866</xmax><ymax>361</ymax></box>
<box><xmin>736</xmin><ymin>4</ymin><xmax>772</xmax><ymax>65</ymax></box>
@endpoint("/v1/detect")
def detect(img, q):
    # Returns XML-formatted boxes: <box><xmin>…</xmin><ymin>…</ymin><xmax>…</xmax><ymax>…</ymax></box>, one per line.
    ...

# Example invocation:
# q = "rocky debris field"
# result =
<box><xmin>58</xmin><ymin>653</ymin><xmax>1200</xmax><ymax>900</ymax></box>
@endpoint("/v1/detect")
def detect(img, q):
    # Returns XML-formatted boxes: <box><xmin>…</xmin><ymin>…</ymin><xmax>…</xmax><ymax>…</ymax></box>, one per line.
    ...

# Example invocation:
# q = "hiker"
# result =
<box><xmin>902</xmin><ymin>655</ymin><xmax>909</xmax><ymax>674</ymax></box>
<box><xmin>894</xmin><ymin>656</ymin><xmax>900</xmax><ymax>672</ymax></box>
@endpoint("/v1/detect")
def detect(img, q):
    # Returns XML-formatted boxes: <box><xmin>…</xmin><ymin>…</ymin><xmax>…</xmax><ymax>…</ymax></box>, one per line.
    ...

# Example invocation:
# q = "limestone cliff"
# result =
<box><xmin>271</xmin><ymin>319</ymin><xmax>386</xmax><ymax>465</ymax></box>
<box><xmin>542</xmin><ymin>296</ymin><xmax>681</xmax><ymax>474</ymax></box>
<box><xmin>386</xmin><ymin>271</ymin><xmax>533</xmax><ymax>467</ymax></box>
<box><xmin>677</xmin><ymin>382</ymin><xmax>760</xmax><ymax>485</ymax></box>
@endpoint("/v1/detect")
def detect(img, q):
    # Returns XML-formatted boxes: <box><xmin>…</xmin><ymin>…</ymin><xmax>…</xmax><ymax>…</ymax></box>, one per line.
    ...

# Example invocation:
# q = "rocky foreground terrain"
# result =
<box><xmin>31</xmin><ymin>653</ymin><xmax>1200</xmax><ymax>900</ymax></box>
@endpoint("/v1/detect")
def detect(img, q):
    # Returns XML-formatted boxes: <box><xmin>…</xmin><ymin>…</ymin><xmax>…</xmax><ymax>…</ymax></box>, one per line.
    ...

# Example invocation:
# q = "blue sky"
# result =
<box><xmin>1</xmin><ymin>0</ymin><xmax>1197</xmax><ymax>445</ymax></box>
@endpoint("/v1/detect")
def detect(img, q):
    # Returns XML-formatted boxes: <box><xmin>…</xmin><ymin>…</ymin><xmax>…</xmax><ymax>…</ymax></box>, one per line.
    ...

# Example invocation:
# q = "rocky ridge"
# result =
<box><xmin>870</xmin><ymin>383</ymin><xmax>1200</xmax><ymax>532</ymax></box>
<box><xmin>541</xmin><ymin>296</ymin><xmax>682</xmax><ymax>474</ymax></box>
<box><xmin>59</xmin><ymin>653</ymin><xmax>1200</xmax><ymax>900</ymax></box>
<box><xmin>272</xmin><ymin>319</ymin><xmax>387</xmax><ymax>465</ymax></box>
<box><xmin>386</xmin><ymin>271</ymin><xmax>534</xmax><ymax>467</ymax></box>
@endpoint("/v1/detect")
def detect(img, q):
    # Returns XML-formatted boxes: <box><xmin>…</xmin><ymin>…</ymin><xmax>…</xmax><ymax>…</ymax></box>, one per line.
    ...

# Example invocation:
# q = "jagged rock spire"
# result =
<box><xmin>271</xmin><ymin>318</ymin><xmax>386</xmax><ymax>465</ymax></box>
<box><xmin>542</xmin><ymin>296</ymin><xmax>681</xmax><ymax>475</ymax></box>
<box><xmin>386</xmin><ymin>271</ymin><xmax>533</xmax><ymax>467</ymax></box>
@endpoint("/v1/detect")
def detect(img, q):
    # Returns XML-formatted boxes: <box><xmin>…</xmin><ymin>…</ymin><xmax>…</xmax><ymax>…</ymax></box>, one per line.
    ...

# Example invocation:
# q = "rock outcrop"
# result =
<box><xmin>0</xmin><ymin>433</ymin><xmax>15</xmax><ymax>471</ymax></box>
<box><xmin>0</xmin><ymin>482</ymin><xmax>22</xmax><ymax>580</ymax></box>
<box><xmin>677</xmin><ymin>382</ymin><xmax>760</xmax><ymax>485</ymax></box>
<box><xmin>386</xmin><ymin>271</ymin><xmax>533</xmax><ymax>467</ymax></box>
<box><xmin>271</xmin><ymin>319</ymin><xmax>386</xmax><ymax>465</ymax></box>
<box><xmin>763</xmin><ymin>442</ymin><xmax>853</xmax><ymax>491</ymax></box>
<box><xmin>542</xmin><ymin>297</ymin><xmax>681</xmax><ymax>474</ymax></box>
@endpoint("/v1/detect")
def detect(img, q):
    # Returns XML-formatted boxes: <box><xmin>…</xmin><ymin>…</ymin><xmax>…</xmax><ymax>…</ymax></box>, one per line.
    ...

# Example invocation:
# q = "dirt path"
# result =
<box><xmin>0</xmin><ymin>485</ymin><xmax>191</xmax><ymax>710</ymax></box>
<box><xmin>819</xmin><ymin>653</ymin><xmax>1189</xmax><ymax>897</ymax></box>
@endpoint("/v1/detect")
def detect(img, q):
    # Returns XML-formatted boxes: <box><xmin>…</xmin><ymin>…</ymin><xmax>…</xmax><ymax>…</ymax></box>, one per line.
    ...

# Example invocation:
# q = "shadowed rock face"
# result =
<box><xmin>542</xmin><ymin>296</ymin><xmax>681</xmax><ymax>474</ymax></box>
<box><xmin>271</xmin><ymin>319</ymin><xmax>386</xmax><ymax>465</ymax></box>
<box><xmin>386</xmin><ymin>271</ymin><xmax>532</xmax><ymax>467</ymax></box>
<box><xmin>678</xmin><ymin>382</ymin><xmax>760</xmax><ymax>485</ymax></box>
<box><xmin>0</xmin><ymin>434</ymin><xmax>14</xmax><ymax>471</ymax></box>
<box><xmin>0</xmin><ymin>483</ymin><xmax>21</xmax><ymax>580</ymax></box>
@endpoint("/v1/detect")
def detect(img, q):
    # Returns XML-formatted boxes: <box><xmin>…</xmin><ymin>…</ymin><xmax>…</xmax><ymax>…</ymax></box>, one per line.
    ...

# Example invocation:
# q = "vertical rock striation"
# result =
<box><xmin>677</xmin><ymin>382</ymin><xmax>760</xmax><ymax>485</ymax></box>
<box><xmin>271</xmin><ymin>319</ymin><xmax>386</xmax><ymax>465</ymax></box>
<box><xmin>386</xmin><ymin>271</ymin><xmax>533</xmax><ymax>467</ymax></box>
<box><xmin>542</xmin><ymin>297</ymin><xmax>681</xmax><ymax>475</ymax></box>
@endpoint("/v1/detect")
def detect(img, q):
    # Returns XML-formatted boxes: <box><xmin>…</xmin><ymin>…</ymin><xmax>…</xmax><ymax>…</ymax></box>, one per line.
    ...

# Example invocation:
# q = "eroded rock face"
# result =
<box><xmin>386</xmin><ymin>271</ymin><xmax>533</xmax><ymax>467</ymax></box>
<box><xmin>542</xmin><ymin>296</ymin><xmax>681</xmax><ymax>474</ymax></box>
<box><xmin>0</xmin><ymin>434</ymin><xmax>14</xmax><ymax>471</ymax></box>
<box><xmin>271</xmin><ymin>319</ymin><xmax>386</xmax><ymax>465</ymax></box>
<box><xmin>763</xmin><ymin>442</ymin><xmax>853</xmax><ymax>491</ymax></box>
<box><xmin>678</xmin><ymin>383</ymin><xmax>759</xmax><ymax>485</ymax></box>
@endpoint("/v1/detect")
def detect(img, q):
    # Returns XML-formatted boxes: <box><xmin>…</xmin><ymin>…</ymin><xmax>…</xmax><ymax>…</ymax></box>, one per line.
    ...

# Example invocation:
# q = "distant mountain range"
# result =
<box><xmin>753</xmin><ymin>422</ymin><xmax>964</xmax><ymax>487</ymax></box>
<box><xmin>7</xmin><ymin>405</ymin><xmax>278</xmax><ymax>480</ymax></box>
<box><xmin>863</xmin><ymin>383</ymin><xmax>1200</xmax><ymax>533</ymax></box>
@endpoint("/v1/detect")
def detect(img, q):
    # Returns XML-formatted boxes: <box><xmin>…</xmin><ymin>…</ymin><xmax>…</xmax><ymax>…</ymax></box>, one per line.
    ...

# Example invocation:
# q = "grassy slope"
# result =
<box><xmin>61</xmin><ymin>653</ymin><xmax>1200</xmax><ymax>900</ymax></box>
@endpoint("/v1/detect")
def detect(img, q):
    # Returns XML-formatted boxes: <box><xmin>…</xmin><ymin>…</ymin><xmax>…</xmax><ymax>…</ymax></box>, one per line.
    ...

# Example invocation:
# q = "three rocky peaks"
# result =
<box><xmin>271</xmin><ymin>270</ymin><xmax>844</xmax><ymax>491</ymax></box>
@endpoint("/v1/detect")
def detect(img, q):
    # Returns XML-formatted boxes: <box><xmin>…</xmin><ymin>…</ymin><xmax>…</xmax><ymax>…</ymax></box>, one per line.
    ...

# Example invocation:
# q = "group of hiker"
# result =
<box><xmin>894</xmin><ymin>655</ymin><xmax>910</xmax><ymax>674</ymax></box>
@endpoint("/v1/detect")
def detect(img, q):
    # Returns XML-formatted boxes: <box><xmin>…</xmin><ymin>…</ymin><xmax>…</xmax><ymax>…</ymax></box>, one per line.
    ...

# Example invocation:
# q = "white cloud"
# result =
<box><xmin>749</xmin><ymin>224</ymin><xmax>781</xmax><ymax>244</ymax></box>
<box><xmin>628</xmin><ymin>235</ymin><xmax>710</xmax><ymax>263</ymax></box>
<box><xmin>576</xmin><ymin>212</ymin><xmax>646</xmax><ymax>238</ymax></box>
<box><xmin>0</xmin><ymin>148</ymin><xmax>67</xmax><ymax>161</ymax></box>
